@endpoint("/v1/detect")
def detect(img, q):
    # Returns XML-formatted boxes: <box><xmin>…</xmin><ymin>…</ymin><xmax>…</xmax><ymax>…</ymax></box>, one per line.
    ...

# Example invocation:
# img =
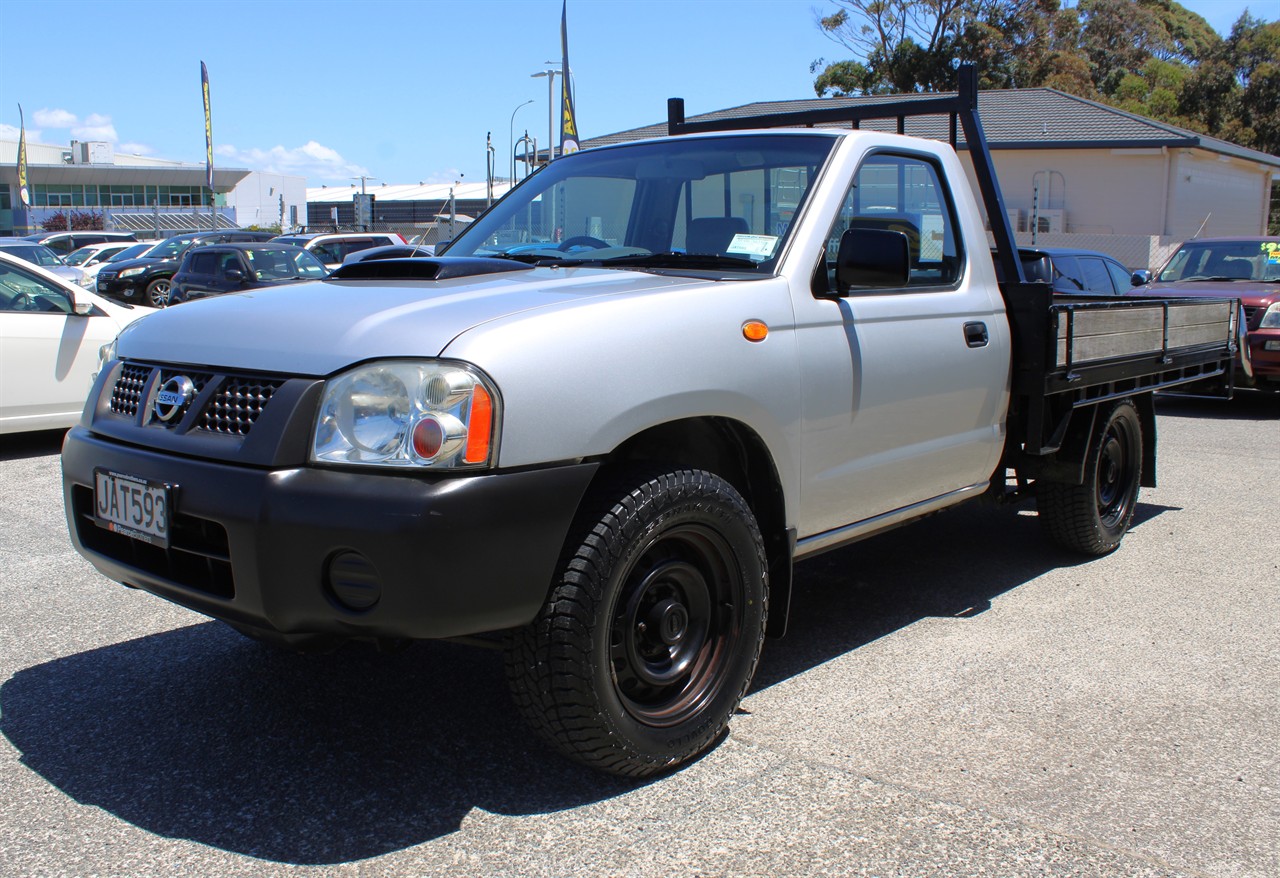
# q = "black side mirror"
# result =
<box><xmin>1131</xmin><ymin>269</ymin><xmax>1151</xmax><ymax>286</ymax></box>
<box><xmin>835</xmin><ymin>228</ymin><xmax>910</xmax><ymax>294</ymax></box>
<box><xmin>223</xmin><ymin>268</ymin><xmax>246</xmax><ymax>282</ymax></box>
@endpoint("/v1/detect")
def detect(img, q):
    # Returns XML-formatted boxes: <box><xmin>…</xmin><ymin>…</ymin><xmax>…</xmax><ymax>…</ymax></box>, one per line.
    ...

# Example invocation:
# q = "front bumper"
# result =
<box><xmin>63</xmin><ymin>426</ymin><xmax>598</xmax><ymax>640</ymax></box>
<box><xmin>95</xmin><ymin>274</ymin><xmax>146</xmax><ymax>301</ymax></box>
<box><xmin>1246</xmin><ymin>328</ymin><xmax>1280</xmax><ymax>386</ymax></box>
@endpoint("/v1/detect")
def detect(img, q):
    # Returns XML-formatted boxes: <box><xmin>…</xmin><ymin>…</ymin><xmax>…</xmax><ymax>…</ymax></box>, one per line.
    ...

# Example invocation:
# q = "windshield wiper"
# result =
<box><xmin>589</xmin><ymin>252</ymin><xmax>760</xmax><ymax>271</ymax></box>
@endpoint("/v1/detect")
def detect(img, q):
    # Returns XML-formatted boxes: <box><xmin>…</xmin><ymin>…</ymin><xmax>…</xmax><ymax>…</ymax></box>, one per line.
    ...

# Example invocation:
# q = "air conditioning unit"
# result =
<box><xmin>1034</xmin><ymin>209</ymin><xmax>1065</xmax><ymax>233</ymax></box>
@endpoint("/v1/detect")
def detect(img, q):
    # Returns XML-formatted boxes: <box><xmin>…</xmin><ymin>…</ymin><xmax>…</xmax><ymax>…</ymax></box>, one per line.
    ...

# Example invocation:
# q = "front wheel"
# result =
<box><xmin>506</xmin><ymin>467</ymin><xmax>768</xmax><ymax>778</ymax></box>
<box><xmin>1037</xmin><ymin>400</ymin><xmax>1143</xmax><ymax>555</ymax></box>
<box><xmin>145</xmin><ymin>277</ymin><xmax>172</xmax><ymax>307</ymax></box>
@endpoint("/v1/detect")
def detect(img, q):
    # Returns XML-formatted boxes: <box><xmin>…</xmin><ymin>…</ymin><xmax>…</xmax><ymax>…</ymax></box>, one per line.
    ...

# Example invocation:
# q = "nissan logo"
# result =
<box><xmin>154</xmin><ymin>375</ymin><xmax>196</xmax><ymax>422</ymax></box>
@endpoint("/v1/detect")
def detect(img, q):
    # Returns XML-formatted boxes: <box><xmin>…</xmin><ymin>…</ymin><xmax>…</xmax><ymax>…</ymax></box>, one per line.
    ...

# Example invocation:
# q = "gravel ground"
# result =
<box><xmin>2</xmin><ymin>392</ymin><xmax>1276</xmax><ymax>877</ymax></box>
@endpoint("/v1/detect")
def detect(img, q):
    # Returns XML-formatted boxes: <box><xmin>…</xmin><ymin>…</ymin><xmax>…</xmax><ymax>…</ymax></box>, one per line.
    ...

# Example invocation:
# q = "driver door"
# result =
<box><xmin>0</xmin><ymin>260</ymin><xmax>115</xmax><ymax>432</ymax></box>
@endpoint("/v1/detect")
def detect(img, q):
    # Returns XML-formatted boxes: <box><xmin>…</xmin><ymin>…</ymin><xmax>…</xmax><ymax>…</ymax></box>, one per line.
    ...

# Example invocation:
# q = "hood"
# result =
<box><xmin>1138</xmin><ymin>280</ymin><xmax>1279</xmax><ymax>308</ymax></box>
<box><xmin>115</xmin><ymin>265</ymin><xmax>705</xmax><ymax>375</ymax></box>
<box><xmin>100</xmin><ymin>255</ymin><xmax>170</xmax><ymax>272</ymax></box>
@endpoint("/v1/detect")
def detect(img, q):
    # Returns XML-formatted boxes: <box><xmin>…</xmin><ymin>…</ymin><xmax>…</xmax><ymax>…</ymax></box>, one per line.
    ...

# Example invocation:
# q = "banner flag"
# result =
<box><xmin>559</xmin><ymin>1</ymin><xmax>579</xmax><ymax>156</ymax></box>
<box><xmin>201</xmin><ymin>61</ymin><xmax>214</xmax><ymax>191</ymax></box>
<box><xmin>16</xmin><ymin>104</ymin><xmax>30</xmax><ymax>206</ymax></box>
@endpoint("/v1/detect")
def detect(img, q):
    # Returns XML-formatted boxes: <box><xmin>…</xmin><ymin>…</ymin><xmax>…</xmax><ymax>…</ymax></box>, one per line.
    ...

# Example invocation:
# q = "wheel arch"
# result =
<box><xmin>604</xmin><ymin>416</ymin><xmax>794</xmax><ymax>637</ymax></box>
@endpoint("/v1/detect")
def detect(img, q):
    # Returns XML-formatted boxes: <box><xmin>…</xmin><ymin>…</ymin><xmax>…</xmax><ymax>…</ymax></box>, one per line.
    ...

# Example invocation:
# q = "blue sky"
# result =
<box><xmin>0</xmin><ymin>0</ymin><xmax>1269</xmax><ymax>188</ymax></box>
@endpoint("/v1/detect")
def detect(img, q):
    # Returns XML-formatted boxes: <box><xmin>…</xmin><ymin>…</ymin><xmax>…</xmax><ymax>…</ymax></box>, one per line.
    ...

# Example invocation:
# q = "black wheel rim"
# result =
<box><xmin>1096</xmin><ymin>417</ymin><xmax>1137</xmax><ymax>528</ymax></box>
<box><xmin>610</xmin><ymin>523</ymin><xmax>743</xmax><ymax>727</ymax></box>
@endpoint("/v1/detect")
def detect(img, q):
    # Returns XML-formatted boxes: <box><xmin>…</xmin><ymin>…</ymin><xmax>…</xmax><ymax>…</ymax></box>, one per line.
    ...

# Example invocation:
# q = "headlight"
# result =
<box><xmin>312</xmin><ymin>360</ymin><xmax>499</xmax><ymax>469</ymax></box>
<box><xmin>119</xmin><ymin>266</ymin><xmax>145</xmax><ymax>278</ymax></box>
<box><xmin>1260</xmin><ymin>303</ymin><xmax>1280</xmax><ymax>328</ymax></box>
<box><xmin>92</xmin><ymin>338</ymin><xmax>118</xmax><ymax>384</ymax></box>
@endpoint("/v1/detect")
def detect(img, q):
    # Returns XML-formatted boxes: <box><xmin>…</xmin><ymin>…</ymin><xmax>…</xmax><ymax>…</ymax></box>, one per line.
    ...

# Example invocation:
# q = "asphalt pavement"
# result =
<box><xmin>2</xmin><ymin>393</ymin><xmax>1277</xmax><ymax>877</ymax></box>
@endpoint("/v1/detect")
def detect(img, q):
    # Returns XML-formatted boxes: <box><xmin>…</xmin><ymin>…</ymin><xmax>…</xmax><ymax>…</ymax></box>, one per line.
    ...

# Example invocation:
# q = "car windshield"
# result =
<box><xmin>0</xmin><ymin>244</ymin><xmax>64</xmax><ymax>267</ymax></box>
<box><xmin>243</xmin><ymin>248</ymin><xmax>328</xmax><ymax>280</ymax></box>
<box><xmin>443</xmin><ymin>133</ymin><xmax>838</xmax><ymax>275</ymax></box>
<box><xmin>64</xmin><ymin>247</ymin><xmax>99</xmax><ymax>266</ymax></box>
<box><xmin>1157</xmin><ymin>240</ymin><xmax>1280</xmax><ymax>282</ymax></box>
<box><xmin>147</xmin><ymin>237</ymin><xmax>196</xmax><ymax>260</ymax></box>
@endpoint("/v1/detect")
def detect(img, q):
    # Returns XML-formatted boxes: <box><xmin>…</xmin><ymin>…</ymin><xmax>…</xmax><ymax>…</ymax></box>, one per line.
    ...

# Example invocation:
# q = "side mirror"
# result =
<box><xmin>70</xmin><ymin>287</ymin><xmax>94</xmax><ymax>316</ymax></box>
<box><xmin>835</xmin><ymin>228</ymin><xmax>910</xmax><ymax>294</ymax></box>
<box><xmin>1131</xmin><ymin>269</ymin><xmax>1151</xmax><ymax>286</ymax></box>
<box><xmin>224</xmin><ymin>268</ymin><xmax>246</xmax><ymax>282</ymax></box>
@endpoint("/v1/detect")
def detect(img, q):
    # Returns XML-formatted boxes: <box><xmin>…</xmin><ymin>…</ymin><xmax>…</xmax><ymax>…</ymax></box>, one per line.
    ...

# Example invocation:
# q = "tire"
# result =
<box><xmin>506</xmin><ymin>467</ymin><xmax>768</xmax><ymax>778</ymax></box>
<box><xmin>146</xmin><ymin>277</ymin><xmax>172</xmax><ymax>307</ymax></box>
<box><xmin>1037</xmin><ymin>400</ymin><xmax>1143</xmax><ymax>555</ymax></box>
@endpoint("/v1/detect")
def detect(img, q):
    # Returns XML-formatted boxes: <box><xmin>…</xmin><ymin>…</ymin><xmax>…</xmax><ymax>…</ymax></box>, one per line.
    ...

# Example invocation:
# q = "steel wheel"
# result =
<box><xmin>506</xmin><ymin>467</ymin><xmax>768</xmax><ymax>777</ymax></box>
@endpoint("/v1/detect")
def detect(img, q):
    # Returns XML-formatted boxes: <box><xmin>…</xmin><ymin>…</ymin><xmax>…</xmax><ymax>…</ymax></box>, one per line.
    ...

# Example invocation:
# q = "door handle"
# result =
<box><xmin>964</xmin><ymin>321</ymin><xmax>989</xmax><ymax>348</ymax></box>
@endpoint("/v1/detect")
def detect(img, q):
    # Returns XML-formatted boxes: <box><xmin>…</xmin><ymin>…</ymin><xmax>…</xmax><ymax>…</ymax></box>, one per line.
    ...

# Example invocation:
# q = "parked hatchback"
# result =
<box><xmin>0</xmin><ymin>239</ymin><xmax>84</xmax><ymax>286</ymax></box>
<box><xmin>169</xmin><ymin>243</ymin><xmax>328</xmax><ymax>304</ymax></box>
<box><xmin>271</xmin><ymin>232</ymin><xmax>405</xmax><ymax>269</ymax></box>
<box><xmin>95</xmin><ymin>230</ymin><xmax>276</xmax><ymax>307</ymax></box>
<box><xmin>993</xmin><ymin>247</ymin><xmax>1136</xmax><ymax>295</ymax></box>
<box><xmin>23</xmin><ymin>230</ymin><xmax>137</xmax><ymax>256</ymax></box>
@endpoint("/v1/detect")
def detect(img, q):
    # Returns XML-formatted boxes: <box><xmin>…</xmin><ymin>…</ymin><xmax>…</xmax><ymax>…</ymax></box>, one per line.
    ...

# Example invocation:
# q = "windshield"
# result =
<box><xmin>443</xmin><ymin>133</ymin><xmax>838</xmax><ymax>274</ymax></box>
<box><xmin>147</xmin><ymin>237</ymin><xmax>197</xmax><ymax>260</ymax></box>
<box><xmin>1157</xmin><ymin>240</ymin><xmax>1280</xmax><ymax>282</ymax></box>
<box><xmin>1</xmin><ymin>244</ymin><xmax>64</xmax><ymax>267</ymax></box>
<box><xmin>64</xmin><ymin>248</ymin><xmax>98</xmax><ymax>266</ymax></box>
<box><xmin>111</xmin><ymin>243</ymin><xmax>153</xmax><ymax>262</ymax></box>
<box><xmin>244</xmin><ymin>248</ymin><xmax>328</xmax><ymax>280</ymax></box>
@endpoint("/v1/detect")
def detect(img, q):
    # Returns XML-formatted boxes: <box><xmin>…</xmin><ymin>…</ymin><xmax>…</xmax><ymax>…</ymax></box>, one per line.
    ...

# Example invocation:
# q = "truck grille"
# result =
<box><xmin>201</xmin><ymin>378</ymin><xmax>280</xmax><ymax>436</ymax></box>
<box><xmin>70</xmin><ymin>485</ymin><xmax>234</xmax><ymax>599</ymax></box>
<box><xmin>108</xmin><ymin>362</ymin><xmax>284</xmax><ymax>436</ymax></box>
<box><xmin>109</xmin><ymin>364</ymin><xmax>151</xmax><ymax>417</ymax></box>
<box><xmin>1243</xmin><ymin>305</ymin><xmax>1261</xmax><ymax>330</ymax></box>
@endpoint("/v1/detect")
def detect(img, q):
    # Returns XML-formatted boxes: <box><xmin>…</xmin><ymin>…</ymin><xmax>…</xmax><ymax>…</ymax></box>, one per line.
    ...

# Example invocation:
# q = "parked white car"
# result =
<box><xmin>65</xmin><ymin>241</ymin><xmax>145</xmax><ymax>287</ymax></box>
<box><xmin>83</xmin><ymin>241</ymin><xmax>159</xmax><ymax>290</ymax></box>
<box><xmin>0</xmin><ymin>250</ymin><xmax>154</xmax><ymax>434</ymax></box>
<box><xmin>270</xmin><ymin>232</ymin><xmax>405</xmax><ymax>269</ymax></box>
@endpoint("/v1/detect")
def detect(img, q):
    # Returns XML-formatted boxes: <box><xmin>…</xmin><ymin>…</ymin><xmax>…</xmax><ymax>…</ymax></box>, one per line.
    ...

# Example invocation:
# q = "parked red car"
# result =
<box><xmin>1132</xmin><ymin>237</ymin><xmax>1280</xmax><ymax>393</ymax></box>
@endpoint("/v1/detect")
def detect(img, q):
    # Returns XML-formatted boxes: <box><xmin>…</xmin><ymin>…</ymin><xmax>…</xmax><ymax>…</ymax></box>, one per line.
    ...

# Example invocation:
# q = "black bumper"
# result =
<box><xmin>62</xmin><ymin>426</ymin><xmax>598</xmax><ymax>640</ymax></box>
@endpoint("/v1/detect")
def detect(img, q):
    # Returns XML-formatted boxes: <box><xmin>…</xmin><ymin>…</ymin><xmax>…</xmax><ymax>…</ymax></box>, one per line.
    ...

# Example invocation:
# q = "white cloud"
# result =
<box><xmin>72</xmin><ymin>115</ymin><xmax>119</xmax><ymax>142</ymax></box>
<box><xmin>215</xmin><ymin>140</ymin><xmax>370</xmax><ymax>184</ymax></box>
<box><xmin>117</xmin><ymin>142</ymin><xmax>155</xmax><ymax>156</ymax></box>
<box><xmin>33</xmin><ymin>108</ymin><xmax>77</xmax><ymax>128</ymax></box>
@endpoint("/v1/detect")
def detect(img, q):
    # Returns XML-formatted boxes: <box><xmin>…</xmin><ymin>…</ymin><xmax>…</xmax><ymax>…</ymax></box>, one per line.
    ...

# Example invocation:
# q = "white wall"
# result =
<box><xmin>224</xmin><ymin>171</ymin><xmax>307</xmax><ymax>231</ymax></box>
<box><xmin>1166</xmin><ymin>151</ymin><xmax>1271</xmax><ymax>238</ymax></box>
<box><xmin>959</xmin><ymin>147</ymin><xmax>1273</xmax><ymax>239</ymax></box>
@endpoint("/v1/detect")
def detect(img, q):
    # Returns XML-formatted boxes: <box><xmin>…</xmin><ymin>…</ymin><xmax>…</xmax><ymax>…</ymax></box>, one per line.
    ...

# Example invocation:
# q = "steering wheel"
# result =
<box><xmin>10</xmin><ymin>292</ymin><xmax>37</xmax><ymax>311</ymax></box>
<box><xmin>558</xmin><ymin>235</ymin><xmax>610</xmax><ymax>252</ymax></box>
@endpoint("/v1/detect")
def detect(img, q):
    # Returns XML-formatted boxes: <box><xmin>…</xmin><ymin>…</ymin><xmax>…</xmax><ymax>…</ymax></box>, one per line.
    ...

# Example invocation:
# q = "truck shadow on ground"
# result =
<box><xmin>1</xmin><ymin>499</ymin><xmax>1176</xmax><ymax>865</ymax></box>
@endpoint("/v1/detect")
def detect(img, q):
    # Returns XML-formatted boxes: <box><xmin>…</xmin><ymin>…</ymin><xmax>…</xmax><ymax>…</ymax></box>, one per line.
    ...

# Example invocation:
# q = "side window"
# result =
<box><xmin>1050</xmin><ymin>255</ymin><xmax>1084</xmax><ymax>292</ymax></box>
<box><xmin>1078</xmin><ymin>257</ymin><xmax>1116</xmax><ymax>294</ymax></box>
<box><xmin>188</xmin><ymin>252</ymin><xmax>219</xmax><ymax>275</ymax></box>
<box><xmin>0</xmin><ymin>261</ymin><xmax>73</xmax><ymax>313</ymax></box>
<box><xmin>1105</xmin><ymin>259</ymin><xmax>1134</xmax><ymax>292</ymax></box>
<box><xmin>822</xmin><ymin>152</ymin><xmax>963</xmax><ymax>292</ymax></box>
<box><xmin>311</xmin><ymin>243</ymin><xmax>341</xmax><ymax>264</ymax></box>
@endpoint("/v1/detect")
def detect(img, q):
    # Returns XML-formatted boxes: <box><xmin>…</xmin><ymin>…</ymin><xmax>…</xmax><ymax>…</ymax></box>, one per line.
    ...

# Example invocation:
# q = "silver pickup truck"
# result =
<box><xmin>62</xmin><ymin>67</ymin><xmax>1240</xmax><ymax>777</ymax></box>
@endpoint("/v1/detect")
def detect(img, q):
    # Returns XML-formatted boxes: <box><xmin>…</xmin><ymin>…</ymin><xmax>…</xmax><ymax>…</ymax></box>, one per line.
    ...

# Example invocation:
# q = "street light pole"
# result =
<box><xmin>531</xmin><ymin>67</ymin><xmax>557</xmax><ymax>166</ymax></box>
<box><xmin>509</xmin><ymin>99</ymin><xmax>534</xmax><ymax>184</ymax></box>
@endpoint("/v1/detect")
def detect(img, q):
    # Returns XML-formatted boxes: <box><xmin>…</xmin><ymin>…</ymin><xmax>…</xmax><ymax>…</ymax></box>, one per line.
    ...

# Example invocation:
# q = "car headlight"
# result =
<box><xmin>119</xmin><ymin>266</ymin><xmax>145</xmax><ymax>278</ymax></box>
<box><xmin>92</xmin><ymin>338</ymin><xmax>118</xmax><ymax>384</ymax></box>
<box><xmin>1260</xmin><ymin>302</ymin><xmax>1280</xmax><ymax>328</ymax></box>
<box><xmin>312</xmin><ymin>360</ymin><xmax>500</xmax><ymax>469</ymax></box>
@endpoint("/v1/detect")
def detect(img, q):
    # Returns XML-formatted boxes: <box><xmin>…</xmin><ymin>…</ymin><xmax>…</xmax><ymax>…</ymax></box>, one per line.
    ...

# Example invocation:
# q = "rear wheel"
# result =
<box><xmin>1037</xmin><ymin>400</ymin><xmax>1143</xmax><ymax>555</ymax></box>
<box><xmin>506</xmin><ymin>467</ymin><xmax>768</xmax><ymax>777</ymax></box>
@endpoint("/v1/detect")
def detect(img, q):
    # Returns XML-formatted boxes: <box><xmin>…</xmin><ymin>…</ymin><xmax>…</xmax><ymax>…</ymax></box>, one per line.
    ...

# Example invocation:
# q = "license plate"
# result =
<box><xmin>94</xmin><ymin>469</ymin><xmax>171</xmax><ymax>547</ymax></box>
